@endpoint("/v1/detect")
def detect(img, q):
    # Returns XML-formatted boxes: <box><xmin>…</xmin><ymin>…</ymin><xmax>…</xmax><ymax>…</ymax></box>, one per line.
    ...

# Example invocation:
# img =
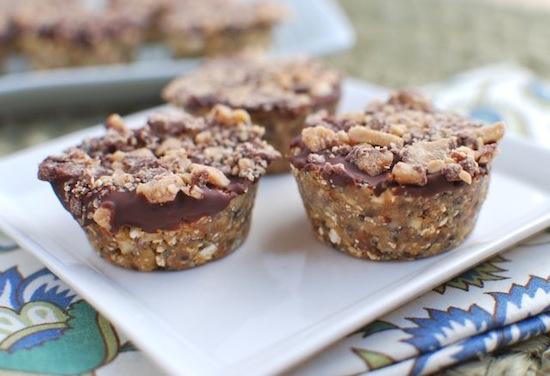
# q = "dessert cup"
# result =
<box><xmin>14</xmin><ymin>0</ymin><xmax>145</xmax><ymax>69</ymax></box>
<box><xmin>289</xmin><ymin>91</ymin><xmax>505</xmax><ymax>260</ymax></box>
<box><xmin>159</xmin><ymin>0</ymin><xmax>287</xmax><ymax>57</ymax></box>
<box><xmin>38</xmin><ymin>106</ymin><xmax>280</xmax><ymax>271</ymax></box>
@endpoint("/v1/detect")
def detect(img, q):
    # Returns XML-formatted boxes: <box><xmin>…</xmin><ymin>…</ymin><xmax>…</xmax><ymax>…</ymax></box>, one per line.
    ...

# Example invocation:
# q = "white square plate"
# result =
<box><xmin>0</xmin><ymin>81</ymin><xmax>549</xmax><ymax>375</ymax></box>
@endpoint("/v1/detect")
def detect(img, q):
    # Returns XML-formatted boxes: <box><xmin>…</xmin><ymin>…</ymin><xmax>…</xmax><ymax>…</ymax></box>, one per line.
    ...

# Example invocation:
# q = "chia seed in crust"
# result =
<box><xmin>289</xmin><ymin>91</ymin><xmax>505</xmax><ymax>260</ymax></box>
<box><xmin>158</xmin><ymin>0</ymin><xmax>288</xmax><ymax>57</ymax></box>
<box><xmin>163</xmin><ymin>56</ymin><xmax>342</xmax><ymax>173</ymax></box>
<box><xmin>38</xmin><ymin>106</ymin><xmax>280</xmax><ymax>271</ymax></box>
<box><xmin>13</xmin><ymin>0</ymin><xmax>146</xmax><ymax>69</ymax></box>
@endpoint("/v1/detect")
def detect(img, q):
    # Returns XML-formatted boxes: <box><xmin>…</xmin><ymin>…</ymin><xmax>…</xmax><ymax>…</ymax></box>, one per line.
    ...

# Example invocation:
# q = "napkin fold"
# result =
<box><xmin>293</xmin><ymin>230</ymin><xmax>550</xmax><ymax>375</ymax></box>
<box><xmin>0</xmin><ymin>65</ymin><xmax>548</xmax><ymax>375</ymax></box>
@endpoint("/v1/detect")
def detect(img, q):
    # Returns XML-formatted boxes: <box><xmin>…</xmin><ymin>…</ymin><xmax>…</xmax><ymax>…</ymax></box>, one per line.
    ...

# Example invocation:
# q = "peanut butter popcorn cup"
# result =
<box><xmin>289</xmin><ymin>91</ymin><xmax>505</xmax><ymax>261</ymax></box>
<box><xmin>38</xmin><ymin>106</ymin><xmax>280</xmax><ymax>271</ymax></box>
<box><xmin>163</xmin><ymin>56</ymin><xmax>342</xmax><ymax>173</ymax></box>
<box><xmin>13</xmin><ymin>0</ymin><xmax>146</xmax><ymax>69</ymax></box>
<box><xmin>158</xmin><ymin>0</ymin><xmax>288</xmax><ymax>57</ymax></box>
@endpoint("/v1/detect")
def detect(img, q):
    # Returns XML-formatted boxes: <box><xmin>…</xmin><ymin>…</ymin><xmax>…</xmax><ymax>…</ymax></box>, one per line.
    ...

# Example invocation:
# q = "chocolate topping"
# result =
<box><xmin>290</xmin><ymin>145</ymin><xmax>465</xmax><ymax>196</ymax></box>
<box><xmin>39</xmin><ymin>106</ymin><xmax>279</xmax><ymax>233</ymax></box>
<box><xmin>290</xmin><ymin>91</ymin><xmax>505</xmax><ymax>194</ymax></box>
<box><xmin>11</xmin><ymin>0</ymin><xmax>146</xmax><ymax>43</ymax></box>
<box><xmin>163</xmin><ymin>56</ymin><xmax>342</xmax><ymax>115</ymax></box>
<box><xmin>101</xmin><ymin>189</ymin><xmax>233</xmax><ymax>232</ymax></box>
<box><xmin>160</xmin><ymin>0</ymin><xmax>287</xmax><ymax>35</ymax></box>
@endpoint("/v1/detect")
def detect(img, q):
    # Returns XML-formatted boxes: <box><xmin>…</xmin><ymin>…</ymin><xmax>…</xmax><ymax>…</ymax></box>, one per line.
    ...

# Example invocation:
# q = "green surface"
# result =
<box><xmin>330</xmin><ymin>0</ymin><xmax>550</xmax><ymax>86</ymax></box>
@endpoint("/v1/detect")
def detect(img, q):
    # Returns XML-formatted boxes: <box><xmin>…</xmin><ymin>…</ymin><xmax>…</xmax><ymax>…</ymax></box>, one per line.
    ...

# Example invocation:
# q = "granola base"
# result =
<box><xmin>19</xmin><ymin>35</ymin><xmax>141</xmax><ymax>69</ymax></box>
<box><xmin>84</xmin><ymin>186</ymin><xmax>257</xmax><ymax>271</ymax></box>
<box><xmin>165</xmin><ymin>25</ymin><xmax>273</xmax><ymax>58</ymax></box>
<box><xmin>291</xmin><ymin>167</ymin><xmax>490</xmax><ymax>260</ymax></box>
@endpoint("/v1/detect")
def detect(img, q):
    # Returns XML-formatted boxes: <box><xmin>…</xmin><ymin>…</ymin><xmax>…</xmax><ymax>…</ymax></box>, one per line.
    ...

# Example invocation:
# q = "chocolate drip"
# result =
<box><xmin>52</xmin><ymin>179</ymin><xmax>71</xmax><ymax>211</ymax></box>
<box><xmin>394</xmin><ymin>174</ymin><xmax>465</xmax><ymax>197</ymax></box>
<box><xmin>50</xmin><ymin>177</ymin><xmax>253</xmax><ymax>233</ymax></box>
<box><xmin>227</xmin><ymin>178</ymin><xmax>252</xmax><ymax>195</ymax></box>
<box><xmin>320</xmin><ymin>157</ymin><xmax>391</xmax><ymax>195</ymax></box>
<box><xmin>100</xmin><ymin>177</ymin><xmax>254</xmax><ymax>232</ymax></box>
<box><xmin>289</xmin><ymin>146</ymin><xmax>470</xmax><ymax>197</ymax></box>
<box><xmin>101</xmin><ymin>189</ymin><xmax>233</xmax><ymax>233</ymax></box>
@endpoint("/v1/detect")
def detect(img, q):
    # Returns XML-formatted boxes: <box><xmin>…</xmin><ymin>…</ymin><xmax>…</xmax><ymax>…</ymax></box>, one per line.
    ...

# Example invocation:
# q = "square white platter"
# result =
<box><xmin>0</xmin><ymin>81</ymin><xmax>549</xmax><ymax>376</ymax></box>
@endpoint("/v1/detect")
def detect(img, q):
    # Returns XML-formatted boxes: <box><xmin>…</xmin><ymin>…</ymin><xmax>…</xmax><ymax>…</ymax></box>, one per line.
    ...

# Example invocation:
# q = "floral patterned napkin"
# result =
<box><xmin>0</xmin><ymin>65</ymin><xmax>548</xmax><ymax>375</ymax></box>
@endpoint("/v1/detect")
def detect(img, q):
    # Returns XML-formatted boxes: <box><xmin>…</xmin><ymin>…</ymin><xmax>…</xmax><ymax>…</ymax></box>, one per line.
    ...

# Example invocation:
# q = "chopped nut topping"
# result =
<box><xmin>290</xmin><ymin>90</ymin><xmax>505</xmax><ymax>188</ymax></box>
<box><xmin>451</xmin><ymin>146</ymin><xmax>476</xmax><ymax>161</ymax></box>
<box><xmin>163</xmin><ymin>56</ymin><xmax>341</xmax><ymax>114</ymax></box>
<box><xmin>12</xmin><ymin>0</ymin><xmax>147</xmax><ymax>46</ymax></box>
<box><xmin>442</xmin><ymin>163</ymin><xmax>464</xmax><ymax>182</ymax></box>
<box><xmin>402</xmin><ymin>139</ymin><xmax>453</xmax><ymax>167</ymax></box>
<box><xmin>302</xmin><ymin>126</ymin><xmax>338</xmax><ymax>152</ymax></box>
<box><xmin>156</xmin><ymin>138</ymin><xmax>183</xmax><ymax>155</ymax></box>
<box><xmin>458</xmin><ymin>170</ymin><xmax>472</xmax><ymax>184</ymax></box>
<box><xmin>189</xmin><ymin>164</ymin><xmax>230</xmax><ymax>188</ymax></box>
<box><xmin>93</xmin><ymin>207</ymin><xmax>112</xmax><ymax>231</ymax></box>
<box><xmin>348</xmin><ymin>126</ymin><xmax>404</xmax><ymax>147</ymax></box>
<box><xmin>137</xmin><ymin>175</ymin><xmax>185</xmax><ymax>204</ymax></box>
<box><xmin>112</xmin><ymin>169</ymin><xmax>134</xmax><ymax>187</ymax></box>
<box><xmin>427</xmin><ymin>159</ymin><xmax>446</xmax><ymax>174</ymax></box>
<box><xmin>160</xmin><ymin>0</ymin><xmax>288</xmax><ymax>36</ymax></box>
<box><xmin>392</xmin><ymin>162</ymin><xmax>428</xmax><ymax>186</ymax></box>
<box><xmin>389</xmin><ymin>123</ymin><xmax>407</xmax><ymax>137</ymax></box>
<box><xmin>210</xmin><ymin>105</ymin><xmax>251</xmax><ymax>126</ymax></box>
<box><xmin>347</xmin><ymin>145</ymin><xmax>393</xmax><ymax>176</ymax></box>
<box><xmin>388</xmin><ymin>91</ymin><xmax>433</xmax><ymax>112</ymax></box>
<box><xmin>476</xmin><ymin>122</ymin><xmax>505</xmax><ymax>144</ymax></box>
<box><xmin>38</xmin><ymin>106</ymin><xmax>280</xmax><ymax>222</ymax></box>
<box><xmin>106</xmin><ymin>114</ymin><xmax>129</xmax><ymax>134</ymax></box>
<box><xmin>476</xmin><ymin>144</ymin><xmax>497</xmax><ymax>164</ymax></box>
<box><xmin>336</xmin><ymin>130</ymin><xmax>350</xmax><ymax>144</ymax></box>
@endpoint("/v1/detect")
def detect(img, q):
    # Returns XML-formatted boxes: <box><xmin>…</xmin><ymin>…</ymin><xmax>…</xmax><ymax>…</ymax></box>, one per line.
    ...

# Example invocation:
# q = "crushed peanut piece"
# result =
<box><xmin>427</xmin><ymin>159</ymin><xmax>446</xmax><ymax>174</ymax></box>
<box><xmin>137</xmin><ymin>175</ymin><xmax>185</xmax><ymax>204</ymax></box>
<box><xmin>190</xmin><ymin>164</ymin><xmax>230</xmax><ymax>188</ymax></box>
<box><xmin>302</xmin><ymin>126</ymin><xmax>338</xmax><ymax>152</ymax></box>
<box><xmin>402</xmin><ymin>139</ymin><xmax>453</xmax><ymax>167</ymax></box>
<box><xmin>163</xmin><ymin>56</ymin><xmax>341</xmax><ymax>114</ymax></box>
<box><xmin>348</xmin><ymin>126</ymin><xmax>404</xmax><ymax>147</ymax></box>
<box><xmin>477</xmin><ymin>122</ymin><xmax>505</xmax><ymax>144</ymax></box>
<box><xmin>347</xmin><ymin>145</ymin><xmax>394</xmax><ymax>176</ymax></box>
<box><xmin>93</xmin><ymin>207</ymin><xmax>112</xmax><ymax>231</ymax></box>
<box><xmin>210</xmin><ymin>105</ymin><xmax>251</xmax><ymax>126</ymax></box>
<box><xmin>458</xmin><ymin>170</ymin><xmax>472</xmax><ymax>184</ymax></box>
<box><xmin>392</xmin><ymin>162</ymin><xmax>427</xmax><ymax>186</ymax></box>
<box><xmin>105</xmin><ymin>114</ymin><xmax>128</xmax><ymax>134</ymax></box>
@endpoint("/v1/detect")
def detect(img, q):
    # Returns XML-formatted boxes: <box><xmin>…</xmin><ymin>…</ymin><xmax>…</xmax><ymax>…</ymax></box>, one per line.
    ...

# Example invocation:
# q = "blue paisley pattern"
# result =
<box><xmin>407</xmin><ymin>276</ymin><xmax>550</xmax><ymax>375</ymax></box>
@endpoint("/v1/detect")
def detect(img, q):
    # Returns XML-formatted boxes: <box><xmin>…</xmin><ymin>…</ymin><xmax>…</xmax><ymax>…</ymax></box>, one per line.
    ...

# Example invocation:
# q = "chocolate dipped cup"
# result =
<box><xmin>159</xmin><ymin>0</ymin><xmax>287</xmax><ymax>57</ymax></box>
<box><xmin>289</xmin><ymin>91</ymin><xmax>505</xmax><ymax>261</ymax></box>
<box><xmin>13</xmin><ymin>0</ymin><xmax>145</xmax><ymax>69</ymax></box>
<box><xmin>38</xmin><ymin>106</ymin><xmax>280</xmax><ymax>271</ymax></box>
